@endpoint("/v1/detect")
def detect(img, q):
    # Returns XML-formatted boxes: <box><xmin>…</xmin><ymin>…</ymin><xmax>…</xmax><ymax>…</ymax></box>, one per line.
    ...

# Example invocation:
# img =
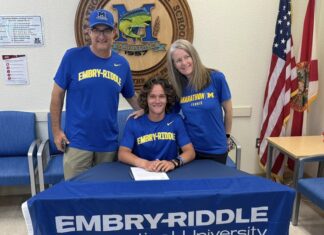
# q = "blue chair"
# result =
<box><xmin>37</xmin><ymin>110</ymin><xmax>130</xmax><ymax>192</ymax></box>
<box><xmin>0</xmin><ymin>111</ymin><xmax>40</xmax><ymax>196</ymax></box>
<box><xmin>117</xmin><ymin>109</ymin><xmax>241</xmax><ymax>169</ymax></box>
<box><xmin>292</xmin><ymin>156</ymin><xmax>324</xmax><ymax>225</ymax></box>
<box><xmin>117</xmin><ymin>109</ymin><xmax>133</xmax><ymax>143</ymax></box>
<box><xmin>37</xmin><ymin>112</ymin><xmax>65</xmax><ymax>192</ymax></box>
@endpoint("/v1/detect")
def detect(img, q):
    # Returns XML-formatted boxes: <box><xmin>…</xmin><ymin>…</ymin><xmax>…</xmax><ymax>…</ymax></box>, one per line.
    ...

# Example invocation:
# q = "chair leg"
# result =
<box><xmin>292</xmin><ymin>192</ymin><xmax>301</xmax><ymax>226</ymax></box>
<box><xmin>28</xmin><ymin>139</ymin><xmax>41</xmax><ymax>196</ymax></box>
<box><xmin>30</xmin><ymin>173</ymin><xmax>37</xmax><ymax>196</ymax></box>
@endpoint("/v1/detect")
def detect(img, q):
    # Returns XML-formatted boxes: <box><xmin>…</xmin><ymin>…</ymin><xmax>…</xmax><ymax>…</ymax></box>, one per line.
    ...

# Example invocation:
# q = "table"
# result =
<box><xmin>266</xmin><ymin>136</ymin><xmax>324</xmax><ymax>225</ymax></box>
<box><xmin>22</xmin><ymin>160</ymin><xmax>295</xmax><ymax>235</ymax></box>
<box><xmin>266</xmin><ymin>136</ymin><xmax>324</xmax><ymax>186</ymax></box>
<box><xmin>71</xmin><ymin>158</ymin><xmax>248</xmax><ymax>182</ymax></box>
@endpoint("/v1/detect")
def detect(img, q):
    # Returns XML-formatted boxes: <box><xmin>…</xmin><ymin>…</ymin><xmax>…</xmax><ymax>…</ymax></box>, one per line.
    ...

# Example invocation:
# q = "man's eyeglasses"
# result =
<box><xmin>90</xmin><ymin>28</ymin><xmax>113</xmax><ymax>36</ymax></box>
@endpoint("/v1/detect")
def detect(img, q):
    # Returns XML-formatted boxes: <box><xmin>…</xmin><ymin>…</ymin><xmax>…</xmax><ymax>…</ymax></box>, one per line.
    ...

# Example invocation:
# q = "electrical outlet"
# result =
<box><xmin>256</xmin><ymin>138</ymin><xmax>260</xmax><ymax>148</ymax></box>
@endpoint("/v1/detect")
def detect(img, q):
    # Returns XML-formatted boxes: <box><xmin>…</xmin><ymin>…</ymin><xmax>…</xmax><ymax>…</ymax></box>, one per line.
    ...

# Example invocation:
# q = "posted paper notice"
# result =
<box><xmin>2</xmin><ymin>55</ymin><xmax>29</xmax><ymax>85</ymax></box>
<box><xmin>0</xmin><ymin>16</ymin><xmax>43</xmax><ymax>47</ymax></box>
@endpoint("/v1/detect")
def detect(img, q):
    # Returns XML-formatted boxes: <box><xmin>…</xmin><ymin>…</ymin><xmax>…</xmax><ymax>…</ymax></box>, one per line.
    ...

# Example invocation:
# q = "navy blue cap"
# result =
<box><xmin>89</xmin><ymin>9</ymin><xmax>114</xmax><ymax>29</ymax></box>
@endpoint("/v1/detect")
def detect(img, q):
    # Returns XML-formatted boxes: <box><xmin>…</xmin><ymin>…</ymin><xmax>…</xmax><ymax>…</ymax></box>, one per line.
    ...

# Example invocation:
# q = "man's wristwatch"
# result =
<box><xmin>226</xmin><ymin>134</ymin><xmax>231</xmax><ymax>138</ymax></box>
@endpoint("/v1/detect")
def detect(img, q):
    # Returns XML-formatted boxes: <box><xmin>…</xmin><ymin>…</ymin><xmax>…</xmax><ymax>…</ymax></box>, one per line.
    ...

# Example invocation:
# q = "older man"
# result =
<box><xmin>50</xmin><ymin>9</ymin><xmax>140</xmax><ymax>179</ymax></box>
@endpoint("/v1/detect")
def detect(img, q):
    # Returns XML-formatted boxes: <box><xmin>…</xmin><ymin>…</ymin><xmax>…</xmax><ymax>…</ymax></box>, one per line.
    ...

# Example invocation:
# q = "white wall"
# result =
<box><xmin>0</xmin><ymin>0</ymin><xmax>79</xmax><ymax>111</ymax></box>
<box><xmin>0</xmin><ymin>0</ymin><xmax>323</xmax><ymax>174</ymax></box>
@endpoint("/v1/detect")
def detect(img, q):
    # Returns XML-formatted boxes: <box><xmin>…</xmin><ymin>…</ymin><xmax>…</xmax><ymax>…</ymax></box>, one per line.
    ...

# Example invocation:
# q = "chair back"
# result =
<box><xmin>117</xmin><ymin>109</ymin><xmax>133</xmax><ymax>142</ymax></box>
<box><xmin>0</xmin><ymin>111</ymin><xmax>36</xmax><ymax>156</ymax></box>
<box><xmin>47</xmin><ymin>110</ymin><xmax>128</xmax><ymax>153</ymax></box>
<box><xmin>47</xmin><ymin>112</ymin><xmax>65</xmax><ymax>155</ymax></box>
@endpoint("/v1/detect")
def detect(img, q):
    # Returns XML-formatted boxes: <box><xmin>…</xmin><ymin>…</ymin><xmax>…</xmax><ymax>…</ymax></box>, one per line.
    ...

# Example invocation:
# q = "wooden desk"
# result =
<box><xmin>266</xmin><ymin>135</ymin><xmax>324</xmax><ymax>184</ymax></box>
<box><xmin>266</xmin><ymin>135</ymin><xmax>324</xmax><ymax>225</ymax></box>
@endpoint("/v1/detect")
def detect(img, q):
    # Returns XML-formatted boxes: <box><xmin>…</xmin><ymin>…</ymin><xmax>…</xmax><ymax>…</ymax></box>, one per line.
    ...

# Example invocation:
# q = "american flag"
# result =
<box><xmin>259</xmin><ymin>0</ymin><xmax>297</xmax><ymax>176</ymax></box>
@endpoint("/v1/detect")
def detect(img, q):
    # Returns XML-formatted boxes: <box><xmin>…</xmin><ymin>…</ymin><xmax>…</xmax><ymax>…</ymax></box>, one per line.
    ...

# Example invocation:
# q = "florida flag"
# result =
<box><xmin>287</xmin><ymin>0</ymin><xmax>318</xmax><ymax>170</ymax></box>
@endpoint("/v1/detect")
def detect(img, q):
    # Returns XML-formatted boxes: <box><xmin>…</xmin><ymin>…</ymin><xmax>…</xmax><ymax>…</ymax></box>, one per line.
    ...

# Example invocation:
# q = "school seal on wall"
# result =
<box><xmin>75</xmin><ymin>0</ymin><xmax>194</xmax><ymax>90</ymax></box>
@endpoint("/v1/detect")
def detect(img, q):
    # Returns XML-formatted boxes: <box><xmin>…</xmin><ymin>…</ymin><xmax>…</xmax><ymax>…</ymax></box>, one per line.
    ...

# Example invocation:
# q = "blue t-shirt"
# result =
<box><xmin>54</xmin><ymin>46</ymin><xmax>135</xmax><ymax>152</ymax></box>
<box><xmin>120</xmin><ymin>113</ymin><xmax>191</xmax><ymax>161</ymax></box>
<box><xmin>179</xmin><ymin>71</ymin><xmax>231</xmax><ymax>154</ymax></box>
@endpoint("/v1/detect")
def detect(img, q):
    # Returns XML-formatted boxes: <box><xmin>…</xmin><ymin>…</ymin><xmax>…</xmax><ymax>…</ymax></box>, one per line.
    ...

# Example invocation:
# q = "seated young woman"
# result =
<box><xmin>118</xmin><ymin>77</ymin><xmax>195</xmax><ymax>172</ymax></box>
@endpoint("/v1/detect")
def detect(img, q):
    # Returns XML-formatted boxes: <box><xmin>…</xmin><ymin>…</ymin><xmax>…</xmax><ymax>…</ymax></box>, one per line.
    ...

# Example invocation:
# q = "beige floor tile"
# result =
<box><xmin>289</xmin><ymin>198</ymin><xmax>324</xmax><ymax>235</ymax></box>
<box><xmin>0</xmin><ymin>195</ymin><xmax>29</xmax><ymax>235</ymax></box>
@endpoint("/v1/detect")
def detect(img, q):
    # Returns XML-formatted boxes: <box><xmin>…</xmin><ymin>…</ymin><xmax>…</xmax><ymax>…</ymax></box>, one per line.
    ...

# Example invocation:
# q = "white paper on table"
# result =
<box><xmin>130</xmin><ymin>167</ymin><xmax>169</xmax><ymax>181</ymax></box>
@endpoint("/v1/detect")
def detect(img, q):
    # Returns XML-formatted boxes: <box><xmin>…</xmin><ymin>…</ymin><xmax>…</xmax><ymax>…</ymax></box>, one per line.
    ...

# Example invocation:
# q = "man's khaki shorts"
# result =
<box><xmin>63</xmin><ymin>147</ymin><xmax>117</xmax><ymax>180</ymax></box>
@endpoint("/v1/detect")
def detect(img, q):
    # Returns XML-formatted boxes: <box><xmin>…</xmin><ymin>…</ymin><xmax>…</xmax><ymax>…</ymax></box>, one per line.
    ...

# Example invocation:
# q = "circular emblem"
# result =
<box><xmin>75</xmin><ymin>0</ymin><xmax>194</xmax><ymax>90</ymax></box>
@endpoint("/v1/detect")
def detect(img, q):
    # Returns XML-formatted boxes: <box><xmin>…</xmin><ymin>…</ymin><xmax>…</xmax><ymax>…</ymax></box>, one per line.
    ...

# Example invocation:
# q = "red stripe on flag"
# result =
<box><xmin>259</xmin><ymin>65</ymin><xmax>286</xmax><ymax>141</ymax></box>
<box><xmin>260</xmin><ymin>89</ymin><xmax>291</xmax><ymax>168</ymax></box>
<box><xmin>309</xmin><ymin>60</ymin><xmax>318</xmax><ymax>81</ymax></box>
<box><xmin>300</xmin><ymin>0</ymin><xmax>315</xmax><ymax>62</ymax></box>
<box><xmin>272</xmin><ymin>153</ymin><xmax>285</xmax><ymax>174</ymax></box>
<box><xmin>262</xmin><ymin>55</ymin><xmax>278</xmax><ymax>107</ymax></box>
<box><xmin>287</xmin><ymin>0</ymin><xmax>318</xmax><ymax>172</ymax></box>
<box><xmin>289</xmin><ymin>48</ymin><xmax>298</xmax><ymax>93</ymax></box>
<box><xmin>291</xmin><ymin>111</ymin><xmax>303</xmax><ymax>136</ymax></box>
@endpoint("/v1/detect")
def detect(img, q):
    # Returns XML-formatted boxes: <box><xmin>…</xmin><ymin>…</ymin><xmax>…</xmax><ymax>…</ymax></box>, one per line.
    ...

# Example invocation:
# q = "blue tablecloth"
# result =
<box><xmin>22</xmin><ymin>160</ymin><xmax>295</xmax><ymax>235</ymax></box>
<box><xmin>71</xmin><ymin>159</ymin><xmax>249</xmax><ymax>182</ymax></box>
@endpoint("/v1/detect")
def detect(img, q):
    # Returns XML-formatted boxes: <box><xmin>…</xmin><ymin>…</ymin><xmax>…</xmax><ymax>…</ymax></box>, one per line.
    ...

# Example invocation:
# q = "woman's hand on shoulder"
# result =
<box><xmin>128</xmin><ymin>109</ymin><xmax>145</xmax><ymax>119</ymax></box>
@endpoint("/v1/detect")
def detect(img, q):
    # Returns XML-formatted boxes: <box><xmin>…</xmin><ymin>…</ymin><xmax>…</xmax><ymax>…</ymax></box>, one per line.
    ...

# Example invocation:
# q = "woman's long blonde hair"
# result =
<box><xmin>167</xmin><ymin>39</ymin><xmax>211</xmax><ymax>97</ymax></box>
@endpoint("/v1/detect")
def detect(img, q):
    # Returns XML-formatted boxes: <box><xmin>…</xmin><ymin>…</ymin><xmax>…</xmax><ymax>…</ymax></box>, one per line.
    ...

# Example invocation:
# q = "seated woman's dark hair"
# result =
<box><xmin>138</xmin><ymin>77</ymin><xmax>176</xmax><ymax>114</ymax></box>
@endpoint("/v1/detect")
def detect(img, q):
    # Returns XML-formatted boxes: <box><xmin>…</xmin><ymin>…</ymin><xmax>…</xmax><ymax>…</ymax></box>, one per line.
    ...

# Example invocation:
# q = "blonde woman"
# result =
<box><xmin>167</xmin><ymin>39</ymin><xmax>232</xmax><ymax>164</ymax></box>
